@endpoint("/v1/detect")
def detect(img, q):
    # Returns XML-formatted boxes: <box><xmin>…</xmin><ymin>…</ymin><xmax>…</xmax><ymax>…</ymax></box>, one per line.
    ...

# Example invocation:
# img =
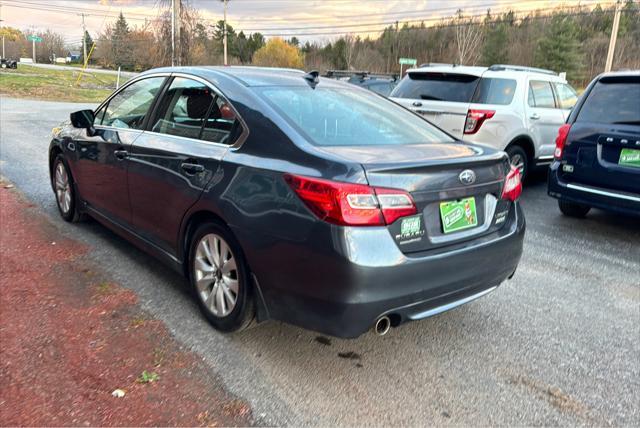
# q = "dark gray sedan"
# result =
<box><xmin>49</xmin><ymin>66</ymin><xmax>525</xmax><ymax>338</ymax></box>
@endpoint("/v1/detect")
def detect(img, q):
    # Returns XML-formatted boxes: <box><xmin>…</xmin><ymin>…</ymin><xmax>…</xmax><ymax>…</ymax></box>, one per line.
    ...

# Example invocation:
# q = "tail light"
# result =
<box><xmin>501</xmin><ymin>166</ymin><xmax>522</xmax><ymax>201</ymax></box>
<box><xmin>284</xmin><ymin>174</ymin><xmax>416</xmax><ymax>226</ymax></box>
<box><xmin>554</xmin><ymin>123</ymin><xmax>571</xmax><ymax>160</ymax></box>
<box><xmin>464</xmin><ymin>109</ymin><xmax>495</xmax><ymax>135</ymax></box>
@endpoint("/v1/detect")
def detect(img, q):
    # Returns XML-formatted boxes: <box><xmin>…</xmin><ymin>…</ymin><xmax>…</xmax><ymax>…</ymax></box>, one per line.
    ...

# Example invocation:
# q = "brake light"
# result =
<box><xmin>284</xmin><ymin>174</ymin><xmax>416</xmax><ymax>226</ymax></box>
<box><xmin>464</xmin><ymin>109</ymin><xmax>495</xmax><ymax>134</ymax></box>
<box><xmin>501</xmin><ymin>166</ymin><xmax>522</xmax><ymax>201</ymax></box>
<box><xmin>554</xmin><ymin>124</ymin><xmax>571</xmax><ymax>160</ymax></box>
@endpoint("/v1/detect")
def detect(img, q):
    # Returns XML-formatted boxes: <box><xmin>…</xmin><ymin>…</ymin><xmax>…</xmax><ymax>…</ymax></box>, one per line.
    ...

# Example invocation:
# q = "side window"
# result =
<box><xmin>528</xmin><ymin>80</ymin><xmax>556</xmax><ymax>108</ymax></box>
<box><xmin>150</xmin><ymin>77</ymin><xmax>216</xmax><ymax>140</ymax></box>
<box><xmin>472</xmin><ymin>78</ymin><xmax>517</xmax><ymax>105</ymax></box>
<box><xmin>93</xmin><ymin>104</ymin><xmax>107</xmax><ymax>125</ymax></box>
<box><xmin>101</xmin><ymin>77</ymin><xmax>165</xmax><ymax>129</ymax></box>
<box><xmin>201</xmin><ymin>97</ymin><xmax>244</xmax><ymax>145</ymax></box>
<box><xmin>554</xmin><ymin>83</ymin><xmax>578</xmax><ymax>109</ymax></box>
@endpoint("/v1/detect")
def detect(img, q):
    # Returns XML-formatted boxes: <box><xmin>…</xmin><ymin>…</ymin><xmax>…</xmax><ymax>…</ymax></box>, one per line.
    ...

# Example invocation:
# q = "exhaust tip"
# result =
<box><xmin>374</xmin><ymin>316</ymin><xmax>391</xmax><ymax>336</ymax></box>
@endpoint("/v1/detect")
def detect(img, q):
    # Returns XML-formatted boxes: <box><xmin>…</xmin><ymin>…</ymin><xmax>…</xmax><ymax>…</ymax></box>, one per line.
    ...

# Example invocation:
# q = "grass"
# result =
<box><xmin>0</xmin><ymin>63</ymin><xmax>130</xmax><ymax>103</ymax></box>
<box><xmin>137</xmin><ymin>370</ymin><xmax>160</xmax><ymax>384</ymax></box>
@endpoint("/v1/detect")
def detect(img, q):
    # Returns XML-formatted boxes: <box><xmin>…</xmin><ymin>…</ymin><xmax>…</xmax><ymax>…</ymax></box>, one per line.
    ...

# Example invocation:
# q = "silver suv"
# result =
<box><xmin>390</xmin><ymin>64</ymin><xmax>578</xmax><ymax>178</ymax></box>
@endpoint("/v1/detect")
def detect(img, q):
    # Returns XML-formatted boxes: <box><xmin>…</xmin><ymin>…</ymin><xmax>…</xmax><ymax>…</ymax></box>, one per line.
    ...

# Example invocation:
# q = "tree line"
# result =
<box><xmin>1</xmin><ymin>1</ymin><xmax>638</xmax><ymax>86</ymax></box>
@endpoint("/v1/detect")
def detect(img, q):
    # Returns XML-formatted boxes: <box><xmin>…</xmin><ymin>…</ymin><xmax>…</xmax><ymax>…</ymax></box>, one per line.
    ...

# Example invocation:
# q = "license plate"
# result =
<box><xmin>440</xmin><ymin>197</ymin><xmax>478</xmax><ymax>234</ymax></box>
<box><xmin>619</xmin><ymin>148</ymin><xmax>640</xmax><ymax>168</ymax></box>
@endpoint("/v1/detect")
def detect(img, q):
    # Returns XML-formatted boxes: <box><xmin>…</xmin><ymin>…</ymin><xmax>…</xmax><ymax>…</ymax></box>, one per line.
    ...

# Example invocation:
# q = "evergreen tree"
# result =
<box><xmin>81</xmin><ymin>30</ymin><xmax>93</xmax><ymax>64</ymax></box>
<box><xmin>534</xmin><ymin>15</ymin><xmax>583</xmax><ymax>79</ymax></box>
<box><xmin>111</xmin><ymin>12</ymin><xmax>132</xmax><ymax>69</ymax></box>
<box><xmin>481</xmin><ymin>22</ymin><xmax>508</xmax><ymax>65</ymax></box>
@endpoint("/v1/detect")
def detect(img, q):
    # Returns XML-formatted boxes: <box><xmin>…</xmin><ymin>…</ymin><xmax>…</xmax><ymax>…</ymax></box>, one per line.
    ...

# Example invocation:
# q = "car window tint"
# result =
<box><xmin>94</xmin><ymin>104</ymin><xmax>107</xmax><ymax>125</ymax></box>
<box><xmin>151</xmin><ymin>77</ymin><xmax>215</xmax><ymax>140</ymax></box>
<box><xmin>102</xmin><ymin>77</ymin><xmax>165</xmax><ymax>129</ymax></box>
<box><xmin>528</xmin><ymin>80</ymin><xmax>556</xmax><ymax>108</ymax></box>
<box><xmin>577</xmin><ymin>78</ymin><xmax>640</xmax><ymax>124</ymax></box>
<box><xmin>391</xmin><ymin>72</ymin><xmax>479</xmax><ymax>103</ymax></box>
<box><xmin>554</xmin><ymin>83</ymin><xmax>578</xmax><ymax>109</ymax></box>
<box><xmin>259</xmin><ymin>87</ymin><xmax>454</xmax><ymax>147</ymax></box>
<box><xmin>471</xmin><ymin>78</ymin><xmax>517</xmax><ymax>105</ymax></box>
<box><xmin>200</xmin><ymin>97</ymin><xmax>243</xmax><ymax>145</ymax></box>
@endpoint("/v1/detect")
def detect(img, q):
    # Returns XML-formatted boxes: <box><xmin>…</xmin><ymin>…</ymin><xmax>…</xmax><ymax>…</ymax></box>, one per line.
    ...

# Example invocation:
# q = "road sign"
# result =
<box><xmin>399</xmin><ymin>57</ymin><xmax>417</xmax><ymax>66</ymax></box>
<box><xmin>27</xmin><ymin>35</ymin><xmax>43</xmax><ymax>43</ymax></box>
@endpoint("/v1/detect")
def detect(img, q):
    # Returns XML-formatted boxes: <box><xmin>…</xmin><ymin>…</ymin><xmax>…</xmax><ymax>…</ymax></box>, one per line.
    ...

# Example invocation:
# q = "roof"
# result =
<box><xmin>406</xmin><ymin>64</ymin><xmax>562</xmax><ymax>78</ymax></box>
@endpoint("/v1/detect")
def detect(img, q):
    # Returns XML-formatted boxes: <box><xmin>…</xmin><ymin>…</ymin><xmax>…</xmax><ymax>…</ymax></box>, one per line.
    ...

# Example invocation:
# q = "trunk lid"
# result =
<box><xmin>317</xmin><ymin>143</ymin><xmax>512</xmax><ymax>253</ymax></box>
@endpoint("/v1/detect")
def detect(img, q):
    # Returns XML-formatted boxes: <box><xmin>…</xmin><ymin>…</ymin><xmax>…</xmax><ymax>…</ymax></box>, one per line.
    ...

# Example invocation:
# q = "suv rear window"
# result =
<box><xmin>391</xmin><ymin>72</ymin><xmax>479</xmax><ymax>103</ymax></box>
<box><xmin>577</xmin><ymin>77</ymin><xmax>640</xmax><ymax>124</ymax></box>
<box><xmin>471</xmin><ymin>78</ymin><xmax>517</xmax><ymax>105</ymax></box>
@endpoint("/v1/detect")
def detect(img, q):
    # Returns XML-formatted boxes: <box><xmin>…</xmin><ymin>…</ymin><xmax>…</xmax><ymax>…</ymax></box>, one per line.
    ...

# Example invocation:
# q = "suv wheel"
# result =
<box><xmin>189</xmin><ymin>222</ymin><xmax>255</xmax><ymax>332</ymax></box>
<box><xmin>506</xmin><ymin>145</ymin><xmax>529</xmax><ymax>180</ymax></box>
<box><xmin>558</xmin><ymin>200</ymin><xmax>591</xmax><ymax>218</ymax></box>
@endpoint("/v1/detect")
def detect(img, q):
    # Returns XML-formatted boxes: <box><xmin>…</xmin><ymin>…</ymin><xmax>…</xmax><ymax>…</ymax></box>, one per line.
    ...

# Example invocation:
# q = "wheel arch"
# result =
<box><xmin>506</xmin><ymin>135</ymin><xmax>535</xmax><ymax>162</ymax></box>
<box><xmin>49</xmin><ymin>144</ymin><xmax>64</xmax><ymax>188</ymax></box>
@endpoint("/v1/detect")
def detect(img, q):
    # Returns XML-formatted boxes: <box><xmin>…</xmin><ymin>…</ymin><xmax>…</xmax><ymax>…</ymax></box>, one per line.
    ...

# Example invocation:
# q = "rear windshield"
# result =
<box><xmin>257</xmin><ymin>87</ymin><xmax>454</xmax><ymax>147</ymax></box>
<box><xmin>471</xmin><ymin>78</ymin><xmax>517</xmax><ymax>105</ymax></box>
<box><xmin>577</xmin><ymin>77</ymin><xmax>640</xmax><ymax>124</ymax></box>
<box><xmin>391</xmin><ymin>72</ymin><xmax>479</xmax><ymax>102</ymax></box>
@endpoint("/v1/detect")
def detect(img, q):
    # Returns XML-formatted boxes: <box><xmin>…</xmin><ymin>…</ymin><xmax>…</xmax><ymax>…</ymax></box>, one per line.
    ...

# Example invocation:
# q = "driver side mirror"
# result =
<box><xmin>70</xmin><ymin>109</ymin><xmax>96</xmax><ymax>136</ymax></box>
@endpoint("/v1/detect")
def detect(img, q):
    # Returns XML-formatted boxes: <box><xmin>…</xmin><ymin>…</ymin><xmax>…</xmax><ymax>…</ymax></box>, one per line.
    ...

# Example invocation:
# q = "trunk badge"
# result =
<box><xmin>459</xmin><ymin>169</ymin><xmax>476</xmax><ymax>185</ymax></box>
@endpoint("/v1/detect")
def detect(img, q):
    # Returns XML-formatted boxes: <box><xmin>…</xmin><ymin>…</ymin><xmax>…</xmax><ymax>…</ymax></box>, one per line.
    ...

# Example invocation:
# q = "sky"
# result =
<box><xmin>0</xmin><ymin>0</ymin><xmax>616</xmax><ymax>46</ymax></box>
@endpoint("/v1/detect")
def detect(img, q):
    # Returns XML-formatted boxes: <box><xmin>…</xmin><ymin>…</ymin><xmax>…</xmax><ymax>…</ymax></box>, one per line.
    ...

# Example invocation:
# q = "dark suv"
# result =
<box><xmin>548</xmin><ymin>71</ymin><xmax>640</xmax><ymax>217</ymax></box>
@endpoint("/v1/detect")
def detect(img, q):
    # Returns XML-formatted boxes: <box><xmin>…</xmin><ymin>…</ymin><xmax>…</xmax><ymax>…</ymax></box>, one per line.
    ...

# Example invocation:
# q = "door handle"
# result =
<box><xmin>529</xmin><ymin>113</ymin><xmax>540</xmax><ymax>120</ymax></box>
<box><xmin>412</xmin><ymin>101</ymin><xmax>423</xmax><ymax>107</ymax></box>
<box><xmin>181</xmin><ymin>162</ymin><xmax>205</xmax><ymax>174</ymax></box>
<box><xmin>114</xmin><ymin>149</ymin><xmax>128</xmax><ymax>160</ymax></box>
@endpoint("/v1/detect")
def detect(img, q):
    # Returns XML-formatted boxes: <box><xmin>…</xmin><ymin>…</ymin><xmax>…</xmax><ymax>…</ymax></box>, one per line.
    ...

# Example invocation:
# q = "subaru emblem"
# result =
<box><xmin>459</xmin><ymin>169</ymin><xmax>476</xmax><ymax>185</ymax></box>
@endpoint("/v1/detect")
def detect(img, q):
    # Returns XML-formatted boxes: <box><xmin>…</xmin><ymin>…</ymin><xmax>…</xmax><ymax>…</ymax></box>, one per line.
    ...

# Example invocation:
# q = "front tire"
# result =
<box><xmin>558</xmin><ymin>200</ymin><xmax>591</xmax><ymax>218</ymax></box>
<box><xmin>189</xmin><ymin>222</ymin><xmax>255</xmax><ymax>332</ymax></box>
<box><xmin>53</xmin><ymin>155</ymin><xmax>82</xmax><ymax>222</ymax></box>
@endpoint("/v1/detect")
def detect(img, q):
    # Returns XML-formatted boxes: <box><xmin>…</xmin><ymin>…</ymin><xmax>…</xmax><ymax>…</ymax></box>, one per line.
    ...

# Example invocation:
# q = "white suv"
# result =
<box><xmin>390</xmin><ymin>64</ymin><xmax>578</xmax><ymax>178</ymax></box>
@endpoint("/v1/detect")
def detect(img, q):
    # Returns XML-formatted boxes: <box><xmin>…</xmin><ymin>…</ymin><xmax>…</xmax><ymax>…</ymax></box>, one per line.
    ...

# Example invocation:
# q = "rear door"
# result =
<box><xmin>127</xmin><ymin>75</ymin><xmax>246</xmax><ymax>255</ymax></box>
<box><xmin>553</xmin><ymin>82</ymin><xmax>578</xmax><ymax>121</ymax></box>
<box><xmin>561</xmin><ymin>75</ymin><xmax>640</xmax><ymax>194</ymax></box>
<box><xmin>391</xmin><ymin>71</ymin><xmax>480</xmax><ymax>138</ymax></box>
<box><xmin>526</xmin><ymin>79</ymin><xmax>565</xmax><ymax>158</ymax></box>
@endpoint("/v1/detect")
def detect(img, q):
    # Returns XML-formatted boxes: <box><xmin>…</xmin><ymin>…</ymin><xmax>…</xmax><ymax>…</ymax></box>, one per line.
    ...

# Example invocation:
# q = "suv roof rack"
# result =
<box><xmin>324</xmin><ymin>70</ymin><xmax>398</xmax><ymax>81</ymax></box>
<box><xmin>419</xmin><ymin>63</ymin><xmax>457</xmax><ymax>68</ymax></box>
<box><xmin>488</xmin><ymin>64</ymin><xmax>557</xmax><ymax>76</ymax></box>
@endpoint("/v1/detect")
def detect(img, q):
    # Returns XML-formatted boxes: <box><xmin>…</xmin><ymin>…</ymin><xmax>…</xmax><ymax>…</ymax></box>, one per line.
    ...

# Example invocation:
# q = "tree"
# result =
<box><xmin>111</xmin><ymin>12</ymin><xmax>133</xmax><ymax>69</ymax></box>
<box><xmin>481</xmin><ymin>22</ymin><xmax>508</xmax><ymax>65</ymax></box>
<box><xmin>534</xmin><ymin>15</ymin><xmax>583</xmax><ymax>79</ymax></box>
<box><xmin>454</xmin><ymin>11</ymin><xmax>483</xmax><ymax>65</ymax></box>
<box><xmin>81</xmin><ymin>30</ymin><xmax>94</xmax><ymax>64</ymax></box>
<box><xmin>212</xmin><ymin>19</ymin><xmax>236</xmax><ymax>55</ymax></box>
<box><xmin>252</xmin><ymin>37</ymin><xmax>304</xmax><ymax>69</ymax></box>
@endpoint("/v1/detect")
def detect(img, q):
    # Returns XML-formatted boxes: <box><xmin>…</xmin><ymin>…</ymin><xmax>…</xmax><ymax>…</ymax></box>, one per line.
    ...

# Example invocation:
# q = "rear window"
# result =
<box><xmin>258</xmin><ymin>87</ymin><xmax>454</xmax><ymax>147</ymax></box>
<box><xmin>471</xmin><ymin>78</ymin><xmax>517</xmax><ymax>105</ymax></box>
<box><xmin>391</xmin><ymin>72</ymin><xmax>479</xmax><ymax>103</ymax></box>
<box><xmin>577</xmin><ymin>77</ymin><xmax>640</xmax><ymax>124</ymax></box>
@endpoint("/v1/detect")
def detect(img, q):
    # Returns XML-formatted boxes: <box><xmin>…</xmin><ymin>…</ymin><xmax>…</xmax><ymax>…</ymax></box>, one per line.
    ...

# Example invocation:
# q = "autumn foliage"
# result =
<box><xmin>252</xmin><ymin>38</ymin><xmax>304</xmax><ymax>69</ymax></box>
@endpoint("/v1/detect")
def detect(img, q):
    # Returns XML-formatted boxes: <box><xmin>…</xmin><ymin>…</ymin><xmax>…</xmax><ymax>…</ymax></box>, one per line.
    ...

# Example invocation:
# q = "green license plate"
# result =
<box><xmin>619</xmin><ymin>148</ymin><xmax>640</xmax><ymax>168</ymax></box>
<box><xmin>440</xmin><ymin>197</ymin><xmax>478</xmax><ymax>234</ymax></box>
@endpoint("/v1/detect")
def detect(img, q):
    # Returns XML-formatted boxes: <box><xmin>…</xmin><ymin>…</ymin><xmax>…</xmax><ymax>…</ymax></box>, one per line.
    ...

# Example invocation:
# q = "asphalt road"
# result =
<box><xmin>1</xmin><ymin>96</ymin><xmax>638</xmax><ymax>426</ymax></box>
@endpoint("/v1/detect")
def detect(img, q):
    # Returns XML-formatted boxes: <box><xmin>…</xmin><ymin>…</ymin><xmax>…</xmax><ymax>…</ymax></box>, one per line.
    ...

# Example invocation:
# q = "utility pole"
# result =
<box><xmin>223</xmin><ymin>0</ymin><xmax>228</xmax><ymax>66</ymax></box>
<box><xmin>605</xmin><ymin>0</ymin><xmax>622</xmax><ymax>73</ymax></box>
<box><xmin>32</xmin><ymin>37</ymin><xmax>35</xmax><ymax>62</ymax></box>
<box><xmin>171</xmin><ymin>0</ymin><xmax>181</xmax><ymax>66</ymax></box>
<box><xmin>79</xmin><ymin>13</ymin><xmax>88</xmax><ymax>67</ymax></box>
<box><xmin>1</xmin><ymin>3</ymin><xmax>4</xmax><ymax>60</ymax></box>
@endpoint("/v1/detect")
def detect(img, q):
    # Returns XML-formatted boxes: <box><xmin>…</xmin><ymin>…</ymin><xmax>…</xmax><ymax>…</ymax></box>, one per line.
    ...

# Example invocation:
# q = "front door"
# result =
<box><xmin>526</xmin><ymin>79</ymin><xmax>566</xmax><ymax>158</ymax></box>
<box><xmin>75</xmin><ymin>76</ymin><xmax>167</xmax><ymax>225</ymax></box>
<box><xmin>127</xmin><ymin>76</ymin><xmax>245</xmax><ymax>255</ymax></box>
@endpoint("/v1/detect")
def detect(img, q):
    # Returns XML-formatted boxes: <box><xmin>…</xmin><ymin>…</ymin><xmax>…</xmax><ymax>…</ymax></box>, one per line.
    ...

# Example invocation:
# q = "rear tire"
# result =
<box><xmin>188</xmin><ymin>221</ymin><xmax>255</xmax><ymax>333</ymax></box>
<box><xmin>558</xmin><ymin>200</ymin><xmax>591</xmax><ymax>218</ymax></box>
<box><xmin>53</xmin><ymin>155</ymin><xmax>82</xmax><ymax>223</ymax></box>
<box><xmin>506</xmin><ymin>145</ymin><xmax>529</xmax><ymax>180</ymax></box>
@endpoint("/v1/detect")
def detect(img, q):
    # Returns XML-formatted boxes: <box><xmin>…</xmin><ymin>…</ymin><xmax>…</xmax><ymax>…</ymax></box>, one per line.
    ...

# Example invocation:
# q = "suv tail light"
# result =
<box><xmin>464</xmin><ymin>109</ymin><xmax>495</xmax><ymax>134</ymax></box>
<box><xmin>554</xmin><ymin>123</ymin><xmax>571</xmax><ymax>160</ymax></box>
<box><xmin>501</xmin><ymin>166</ymin><xmax>522</xmax><ymax>201</ymax></box>
<box><xmin>284</xmin><ymin>174</ymin><xmax>416</xmax><ymax>226</ymax></box>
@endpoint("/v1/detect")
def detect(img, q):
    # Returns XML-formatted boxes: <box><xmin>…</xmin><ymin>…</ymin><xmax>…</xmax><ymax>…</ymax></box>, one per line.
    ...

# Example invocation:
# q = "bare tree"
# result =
<box><xmin>454</xmin><ymin>11</ymin><xmax>483</xmax><ymax>65</ymax></box>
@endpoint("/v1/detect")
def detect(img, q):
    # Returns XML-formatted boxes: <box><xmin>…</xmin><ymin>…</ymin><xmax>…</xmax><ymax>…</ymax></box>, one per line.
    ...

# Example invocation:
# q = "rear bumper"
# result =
<box><xmin>238</xmin><ymin>203</ymin><xmax>525</xmax><ymax>338</ymax></box>
<box><xmin>548</xmin><ymin>162</ymin><xmax>640</xmax><ymax>216</ymax></box>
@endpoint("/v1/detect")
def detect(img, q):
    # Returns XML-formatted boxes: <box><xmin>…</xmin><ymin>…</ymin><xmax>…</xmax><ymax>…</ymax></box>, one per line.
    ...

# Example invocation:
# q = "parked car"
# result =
<box><xmin>390</xmin><ymin>64</ymin><xmax>579</xmax><ymax>179</ymax></box>
<box><xmin>49</xmin><ymin>67</ymin><xmax>525</xmax><ymax>338</ymax></box>
<box><xmin>548</xmin><ymin>71</ymin><xmax>639</xmax><ymax>218</ymax></box>
<box><xmin>324</xmin><ymin>70</ymin><xmax>399</xmax><ymax>96</ymax></box>
<box><xmin>0</xmin><ymin>58</ymin><xmax>18</xmax><ymax>69</ymax></box>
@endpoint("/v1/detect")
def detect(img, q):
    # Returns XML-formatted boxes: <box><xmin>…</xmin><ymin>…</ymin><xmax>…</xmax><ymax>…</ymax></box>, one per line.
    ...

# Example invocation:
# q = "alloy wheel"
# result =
<box><xmin>510</xmin><ymin>153</ymin><xmax>525</xmax><ymax>175</ymax></box>
<box><xmin>193</xmin><ymin>233</ymin><xmax>239</xmax><ymax>317</ymax></box>
<box><xmin>55</xmin><ymin>162</ymin><xmax>72</xmax><ymax>214</ymax></box>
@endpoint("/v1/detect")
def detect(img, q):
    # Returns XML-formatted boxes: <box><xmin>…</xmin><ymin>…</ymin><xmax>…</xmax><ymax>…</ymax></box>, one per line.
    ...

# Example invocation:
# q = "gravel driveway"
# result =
<box><xmin>1</xmin><ymin>96</ymin><xmax>638</xmax><ymax>426</ymax></box>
